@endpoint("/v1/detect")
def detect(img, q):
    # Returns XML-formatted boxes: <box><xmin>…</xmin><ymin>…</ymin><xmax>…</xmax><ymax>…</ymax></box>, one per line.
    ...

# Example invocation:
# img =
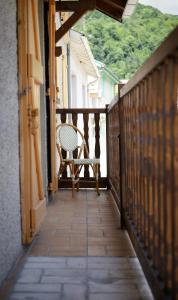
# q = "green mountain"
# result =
<box><xmin>74</xmin><ymin>4</ymin><xmax>178</xmax><ymax>80</ymax></box>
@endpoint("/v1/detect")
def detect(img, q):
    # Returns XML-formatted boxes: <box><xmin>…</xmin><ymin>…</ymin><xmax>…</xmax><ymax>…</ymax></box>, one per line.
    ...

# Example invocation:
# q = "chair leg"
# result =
<box><xmin>96</xmin><ymin>164</ymin><xmax>100</xmax><ymax>196</ymax></box>
<box><xmin>72</xmin><ymin>162</ymin><xmax>75</xmax><ymax>198</ymax></box>
<box><xmin>77</xmin><ymin>174</ymin><xmax>80</xmax><ymax>192</ymax></box>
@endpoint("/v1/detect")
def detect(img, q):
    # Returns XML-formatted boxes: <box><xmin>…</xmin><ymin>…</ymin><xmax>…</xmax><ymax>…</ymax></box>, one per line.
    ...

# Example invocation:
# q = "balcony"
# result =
<box><xmin>3</xmin><ymin>24</ymin><xmax>178</xmax><ymax>300</ymax></box>
<box><xmin>55</xmin><ymin>26</ymin><xmax>178</xmax><ymax>299</ymax></box>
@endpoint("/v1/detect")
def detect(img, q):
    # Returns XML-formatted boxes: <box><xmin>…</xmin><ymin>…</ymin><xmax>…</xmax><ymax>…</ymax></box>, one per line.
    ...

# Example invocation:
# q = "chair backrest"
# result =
<box><xmin>58</xmin><ymin>124</ymin><xmax>78</xmax><ymax>152</ymax></box>
<box><xmin>56</xmin><ymin>123</ymin><xmax>88</xmax><ymax>160</ymax></box>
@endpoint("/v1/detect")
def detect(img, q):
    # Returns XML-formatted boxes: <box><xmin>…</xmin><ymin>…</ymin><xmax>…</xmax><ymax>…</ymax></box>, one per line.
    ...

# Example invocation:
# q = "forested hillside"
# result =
<box><xmin>75</xmin><ymin>4</ymin><xmax>178</xmax><ymax>79</ymax></box>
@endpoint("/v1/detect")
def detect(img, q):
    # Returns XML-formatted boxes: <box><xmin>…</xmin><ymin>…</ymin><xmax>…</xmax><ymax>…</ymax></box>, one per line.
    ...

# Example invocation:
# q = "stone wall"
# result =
<box><xmin>0</xmin><ymin>0</ymin><xmax>22</xmax><ymax>287</ymax></box>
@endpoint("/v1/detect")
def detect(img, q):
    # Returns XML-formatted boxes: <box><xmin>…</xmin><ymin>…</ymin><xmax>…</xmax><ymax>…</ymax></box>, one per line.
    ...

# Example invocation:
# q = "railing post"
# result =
<box><xmin>106</xmin><ymin>104</ymin><xmax>110</xmax><ymax>189</ymax></box>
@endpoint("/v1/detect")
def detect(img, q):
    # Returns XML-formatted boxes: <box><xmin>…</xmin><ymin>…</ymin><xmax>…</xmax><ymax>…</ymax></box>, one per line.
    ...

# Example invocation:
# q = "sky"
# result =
<box><xmin>139</xmin><ymin>0</ymin><xmax>178</xmax><ymax>15</ymax></box>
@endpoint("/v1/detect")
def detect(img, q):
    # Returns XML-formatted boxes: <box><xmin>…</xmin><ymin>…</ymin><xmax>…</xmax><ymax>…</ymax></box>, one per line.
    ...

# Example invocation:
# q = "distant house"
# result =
<box><xmin>70</xmin><ymin>30</ymin><xmax>99</xmax><ymax>108</ymax></box>
<box><xmin>88</xmin><ymin>60</ymin><xmax>119</xmax><ymax>108</ymax></box>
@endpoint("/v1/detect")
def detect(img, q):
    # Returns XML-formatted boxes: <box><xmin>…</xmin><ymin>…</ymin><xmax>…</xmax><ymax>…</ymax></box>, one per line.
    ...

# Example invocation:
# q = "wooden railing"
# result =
<box><xmin>56</xmin><ymin>108</ymin><xmax>108</xmax><ymax>188</ymax></box>
<box><xmin>108</xmin><ymin>26</ymin><xmax>178</xmax><ymax>299</ymax></box>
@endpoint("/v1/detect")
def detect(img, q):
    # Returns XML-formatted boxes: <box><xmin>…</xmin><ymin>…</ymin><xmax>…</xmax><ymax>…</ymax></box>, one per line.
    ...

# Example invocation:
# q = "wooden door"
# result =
<box><xmin>18</xmin><ymin>0</ymin><xmax>46</xmax><ymax>244</ymax></box>
<box><xmin>48</xmin><ymin>0</ymin><xmax>57</xmax><ymax>193</ymax></box>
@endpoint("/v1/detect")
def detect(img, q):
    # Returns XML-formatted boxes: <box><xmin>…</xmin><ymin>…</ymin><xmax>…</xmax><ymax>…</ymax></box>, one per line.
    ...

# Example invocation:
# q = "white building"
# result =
<box><xmin>70</xmin><ymin>30</ymin><xmax>100</xmax><ymax>108</ymax></box>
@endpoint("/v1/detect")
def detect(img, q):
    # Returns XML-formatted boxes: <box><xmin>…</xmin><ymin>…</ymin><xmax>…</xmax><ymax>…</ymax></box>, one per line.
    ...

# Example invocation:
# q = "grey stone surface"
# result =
<box><xmin>89</xmin><ymin>293</ymin><xmax>140</xmax><ymax>300</ymax></box>
<box><xmin>17</xmin><ymin>269</ymin><xmax>42</xmax><ymax>283</ymax></box>
<box><xmin>41</xmin><ymin>270</ymin><xmax>87</xmax><ymax>284</ymax></box>
<box><xmin>9</xmin><ymin>293</ymin><xmax>60</xmax><ymax>300</ymax></box>
<box><xmin>13</xmin><ymin>283</ymin><xmax>61</xmax><ymax>293</ymax></box>
<box><xmin>8</xmin><ymin>256</ymin><xmax>154</xmax><ymax>300</ymax></box>
<box><xmin>24</xmin><ymin>262</ymin><xmax>66</xmax><ymax>269</ymax></box>
<box><xmin>62</xmin><ymin>284</ymin><xmax>87</xmax><ymax>300</ymax></box>
<box><xmin>0</xmin><ymin>0</ymin><xmax>22</xmax><ymax>287</ymax></box>
<box><xmin>89</xmin><ymin>281</ymin><xmax>138</xmax><ymax>293</ymax></box>
<box><xmin>26</xmin><ymin>257</ymin><xmax>67</xmax><ymax>263</ymax></box>
<box><xmin>66</xmin><ymin>257</ymin><xmax>87</xmax><ymax>269</ymax></box>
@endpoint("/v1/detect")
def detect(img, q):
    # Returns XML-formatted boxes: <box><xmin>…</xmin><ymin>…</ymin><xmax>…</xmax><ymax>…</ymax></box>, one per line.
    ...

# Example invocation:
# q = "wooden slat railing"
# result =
<box><xmin>56</xmin><ymin>108</ymin><xmax>108</xmax><ymax>188</ymax></box>
<box><xmin>108</xmin><ymin>26</ymin><xmax>178</xmax><ymax>299</ymax></box>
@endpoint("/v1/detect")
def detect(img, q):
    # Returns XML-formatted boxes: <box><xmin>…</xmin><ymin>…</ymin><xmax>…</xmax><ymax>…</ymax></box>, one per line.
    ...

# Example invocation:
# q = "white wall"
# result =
<box><xmin>70</xmin><ymin>52</ymin><xmax>88</xmax><ymax>108</ymax></box>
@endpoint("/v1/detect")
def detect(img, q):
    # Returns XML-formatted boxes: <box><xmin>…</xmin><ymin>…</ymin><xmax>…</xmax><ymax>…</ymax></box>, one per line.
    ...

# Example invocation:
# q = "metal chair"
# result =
<box><xmin>56</xmin><ymin>123</ymin><xmax>100</xmax><ymax>196</ymax></box>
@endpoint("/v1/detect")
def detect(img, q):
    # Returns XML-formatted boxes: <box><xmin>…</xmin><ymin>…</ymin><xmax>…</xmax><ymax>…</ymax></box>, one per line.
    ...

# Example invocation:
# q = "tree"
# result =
<box><xmin>75</xmin><ymin>4</ymin><xmax>178</xmax><ymax>79</ymax></box>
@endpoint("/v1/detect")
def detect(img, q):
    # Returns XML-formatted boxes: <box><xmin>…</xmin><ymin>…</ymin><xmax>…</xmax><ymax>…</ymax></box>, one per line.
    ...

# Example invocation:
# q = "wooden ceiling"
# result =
<box><xmin>55</xmin><ymin>0</ymin><xmax>127</xmax><ymax>43</ymax></box>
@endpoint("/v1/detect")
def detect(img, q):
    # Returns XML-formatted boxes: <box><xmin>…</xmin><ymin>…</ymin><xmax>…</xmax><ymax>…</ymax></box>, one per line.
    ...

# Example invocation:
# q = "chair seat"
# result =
<box><xmin>73</xmin><ymin>158</ymin><xmax>100</xmax><ymax>165</ymax></box>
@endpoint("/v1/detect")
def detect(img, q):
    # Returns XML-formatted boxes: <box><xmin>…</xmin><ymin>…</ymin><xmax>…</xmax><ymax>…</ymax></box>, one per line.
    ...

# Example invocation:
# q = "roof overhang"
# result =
<box><xmin>70</xmin><ymin>30</ymin><xmax>100</xmax><ymax>78</ymax></box>
<box><xmin>55</xmin><ymin>0</ymin><xmax>128</xmax><ymax>43</ymax></box>
<box><xmin>96</xmin><ymin>0</ymin><xmax>127</xmax><ymax>21</ymax></box>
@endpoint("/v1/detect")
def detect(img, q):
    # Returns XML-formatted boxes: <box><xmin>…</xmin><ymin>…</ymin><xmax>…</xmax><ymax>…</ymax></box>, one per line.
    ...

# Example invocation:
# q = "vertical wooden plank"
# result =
<box><xmin>143</xmin><ymin>78</ymin><xmax>148</xmax><ymax>249</ymax></box>
<box><xmin>124</xmin><ymin>96</ymin><xmax>128</xmax><ymax>213</ymax></box>
<box><xmin>49</xmin><ymin>0</ymin><xmax>57</xmax><ymax>192</ymax></box>
<box><xmin>61</xmin><ymin>112</ymin><xmax>67</xmax><ymax>178</ymax></box>
<box><xmin>83</xmin><ymin>113</ymin><xmax>89</xmax><ymax>178</ymax></box>
<box><xmin>165</xmin><ymin>58</ymin><xmax>174</xmax><ymax>291</ymax></box>
<box><xmin>125</xmin><ymin>95</ymin><xmax>130</xmax><ymax>214</ymax></box>
<box><xmin>72</xmin><ymin>112</ymin><xmax>78</xmax><ymax>159</ymax></box>
<box><xmin>140</xmin><ymin>81</ymin><xmax>144</xmax><ymax>242</ymax></box>
<box><xmin>135</xmin><ymin>87</ymin><xmax>140</xmax><ymax>231</ymax></box>
<box><xmin>156</xmin><ymin>66</ymin><xmax>162</xmax><ymax>274</ymax></box>
<box><xmin>133</xmin><ymin>87</ymin><xmax>138</xmax><ymax>231</ymax></box>
<box><xmin>127</xmin><ymin>94</ymin><xmax>132</xmax><ymax>219</ymax></box>
<box><xmin>159</xmin><ymin>63</ymin><xmax>166</xmax><ymax>279</ymax></box>
<box><xmin>170</xmin><ymin>56</ymin><xmax>176</xmax><ymax>297</ymax></box>
<box><xmin>173</xmin><ymin>54</ymin><xmax>178</xmax><ymax>300</ymax></box>
<box><xmin>18</xmin><ymin>0</ymin><xmax>32</xmax><ymax>244</ymax></box>
<box><xmin>136</xmin><ymin>85</ymin><xmax>141</xmax><ymax>237</ymax></box>
<box><xmin>119</xmin><ymin>99</ymin><xmax>124</xmax><ymax>228</ymax></box>
<box><xmin>106</xmin><ymin>105</ymin><xmax>110</xmax><ymax>189</ymax></box>
<box><xmin>148</xmin><ymin>74</ymin><xmax>154</xmax><ymax>259</ymax></box>
<box><xmin>94</xmin><ymin>112</ymin><xmax>101</xmax><ymax>177</ymax></box>
<box><xmin>129</xmin><ymin>91</ymin><xmax>134</xmax><ymax>221</ymax></box>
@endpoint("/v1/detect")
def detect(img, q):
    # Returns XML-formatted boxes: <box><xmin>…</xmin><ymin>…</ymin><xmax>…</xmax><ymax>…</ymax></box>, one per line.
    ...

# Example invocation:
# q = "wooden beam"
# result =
<box><xmin>55</xmin><ymin>46</ymin><xmax>62</xmax><ymax>57</ymax></box>
<box><xmin>55</xmin><ymin>9</ymin><xmax>86</xmax><ymax>43</ymax></box>
<box><xmin>56</xmin><ymin>0</ymin><xmax>96</xmax><ymax>12</ymax></box>
<box><xmin>58</xmin><ymin>177</ymin><xmax>108</xmax><ymax>189</ymax></box>
<box><xmin>100</xmin><ymin>0</ymin><xmax>125</xmax><ymax>11</ymax></box>
<box><xmin>56</xmin><ymin>108</ymin><xmax>106</xmax><ymax>114</ymax></box>
<box><xmin>96</xmin><ymin>0</ymin><xmax>123</xmax><ymax>21</ymax></box>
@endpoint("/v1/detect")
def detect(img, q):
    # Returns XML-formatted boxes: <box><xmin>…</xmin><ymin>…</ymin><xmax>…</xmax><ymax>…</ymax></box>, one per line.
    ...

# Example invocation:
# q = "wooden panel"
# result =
<box><xmin>48</xmin><ymin>0</ymin><xmax>57</xmax><ymax>192</ymax></box>
<box><xmin>72</xmin><ymin>113</ymin><xmax>78</xmax><ymax>159</ymax></box>
<box><xmin>58</xmin><ymin>177</ymin><xmax>108</xmax><ymax>189</ymax></box>
<box><xmin>57</xmin><ymin>108</ymin><xmax>106</xmax><ymax>114</ymax></box>
<box><xmin>28</xmin><ymin>54</ymin><xmax>43</xmax><ymax>84</ymax></box>
<box><xmin>83</xmin><ymin>113</ymin><xmax>89</xmax><ymax>178</ymax></box>
<box><xmin>60</xmin><ymin>112</ymin><xmax>67</xmax><ymax>178</ymax></box>
<box><xmin>107</xmin><ymin>102</ymin><xmax>120</xmax><ymax>207</ymax></box>
<box><xmin>18</xmin><ymin>0</ymin><xmax>46</xmax><ymax>243</ymax></box>
<box><xmin>107</xmin><ymin>29</ymin><xmax>178</xmax><ymax>299</ymax></box>
<box><xmin>18</xmin><ymin>0</ymin><xmax>31</xmax><ymax>244</ymax></box>
<box><xmin>94</xmin><ymin>113</ymin><xmax>101</xmax><ymax>177</ymax></box>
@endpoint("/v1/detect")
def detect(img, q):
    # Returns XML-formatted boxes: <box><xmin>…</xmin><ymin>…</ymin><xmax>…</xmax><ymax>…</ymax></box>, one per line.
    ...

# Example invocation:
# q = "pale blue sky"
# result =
<box><xmin>139</xmin><ymin>0</ymin><xmax>178</xmax><ymax>15</ymax></box>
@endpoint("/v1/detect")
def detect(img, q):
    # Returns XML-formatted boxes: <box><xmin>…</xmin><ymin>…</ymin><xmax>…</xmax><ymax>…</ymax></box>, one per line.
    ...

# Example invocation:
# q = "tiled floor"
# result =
<box><xmin>28</xmin><ymin>190</ymin><xmax>135</xmax><ymax>257</ymax></box>
<box><xmin>8</xmin><ymin>256</ymin><xmax>153</xmax><ymax>300</ymax></box>
<box><xmin>5</xmin><ymin>190</ymin><xmax>154</xmax><ymax>300</ymax></box>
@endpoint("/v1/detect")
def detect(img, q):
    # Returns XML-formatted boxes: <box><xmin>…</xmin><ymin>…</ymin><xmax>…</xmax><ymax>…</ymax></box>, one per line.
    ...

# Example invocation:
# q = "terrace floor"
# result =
<box><xmin>6</xmin><ymin>190</ymin><xmax>154</xmax><ymax>300</ymax></box>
